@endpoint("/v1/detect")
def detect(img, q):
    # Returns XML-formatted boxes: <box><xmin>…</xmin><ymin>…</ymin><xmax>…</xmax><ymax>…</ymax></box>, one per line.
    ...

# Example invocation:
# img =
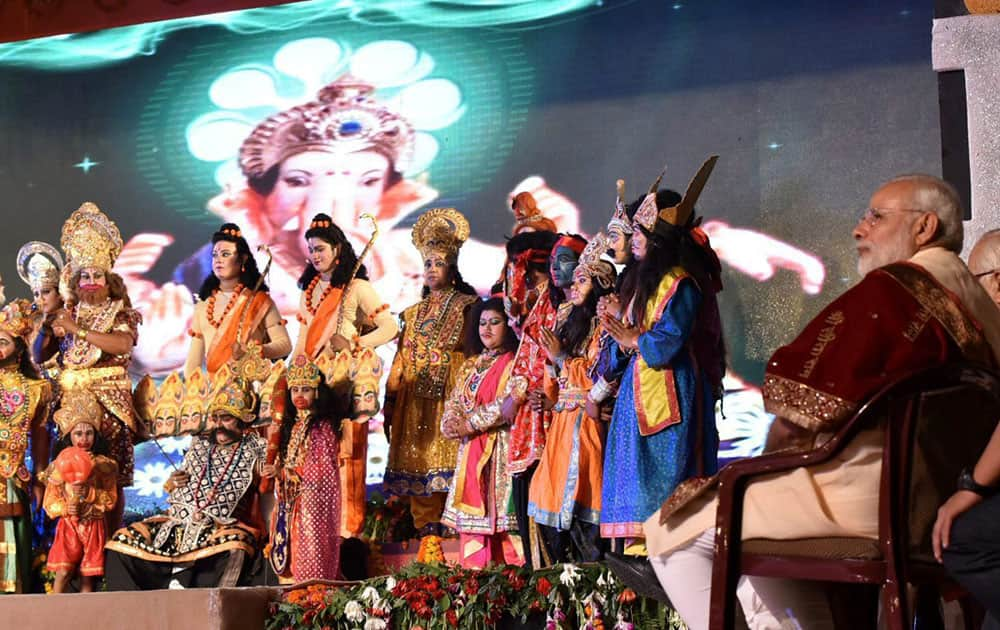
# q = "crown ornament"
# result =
<box><xmin>239</xmin><ymin>74</ymin><xmax>414</xmax><ymax>179</ymax></box>
<box><xmin>17</xmin><ymin>241</ymin><xmax>63</xmax><ymax>293</ymax></box>
<box><xmin>0</xmin><ymin>299</ymin><xmax>36</xmax><ymax>340</ymax></box>
<box><xmin>286</xmin><ymin>354</ymin><xmax>322</xmax><ymax>388</ymax></box>
<box><xmin>574</xmin><ymin>232</ymin><xmax>617</xmax><ymax>291</ymax></box>
<box><xmin>412</xmin><ymin>207</ymin><xmax>470</xmax><ymax>263</ymax></box>
<box><xmin>633</xmin><ymin>157</ymin><xmax>719</xmax><ymax>232</ymax></box>
<box><xmin>60</xmin><ymin>202</ymin><xmax>124</xmax><ymax>274</ymax></box>
<box><xmin>53</xmin><ymin>389</ymin><xmax>104</xmax><ymax>435</ymax></box>
<box><xmin>208</xmin><ymin>364</ymin><xmax>258</xmax><ymax>424</ymax></box>
<box><xmin>607</xmin><ymin>179</ymin><xmax>633</xmax><ymax>236</ymax></box>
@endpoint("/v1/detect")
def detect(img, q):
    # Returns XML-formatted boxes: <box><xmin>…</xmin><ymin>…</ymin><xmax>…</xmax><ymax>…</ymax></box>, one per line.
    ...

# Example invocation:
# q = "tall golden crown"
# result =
<box><xmin>607</xmin><ymin>179</ymin><xmax>633</xmax><ymax>235</ymax></box>
<box><xmin>286</xmin><ymin>354</ymin><xmax>322</xmax><ymax>388</ymax></box>
<box><xmin>53</xmin><ymin>389</ymin><xmax>103</xmax><ymax>435</ymax></box>
<box><xmin>17</xmin><ymin>241</ymin><xmax>63</xmax><ymax>293</ymax></box>
<box><xmin>0</xmin><ymin>299</ymin><xmax>36</xmax><ymax>340</ymax></box>
<box><xmin>412</xmin><ymin>207</ymin><xmax>470</xmax><ymax>262</ymax></box>
<box><xmin>60</xmin><ymin>202</ymin><xmax>124</xmax><ymax>273</ymax></box>
<box><xmin>633</xmin><ymin>157</ymin><xmax>719</xmax><ymax>232</ymax></box>
<box><xmin>239</xmin><ymin>74</ymin><xmax>414</xmax><ymax>179</ymax></box>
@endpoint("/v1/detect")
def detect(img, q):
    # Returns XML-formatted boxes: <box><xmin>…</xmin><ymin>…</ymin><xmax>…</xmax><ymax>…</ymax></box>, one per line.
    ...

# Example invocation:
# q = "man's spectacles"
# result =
<box><xmin>858</xmin><ymin>207</ymin><xmax>927</xmax><ymax>227</ymax></box>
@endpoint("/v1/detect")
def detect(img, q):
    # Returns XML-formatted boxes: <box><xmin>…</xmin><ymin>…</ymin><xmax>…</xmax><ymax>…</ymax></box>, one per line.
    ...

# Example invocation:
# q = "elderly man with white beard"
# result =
<box><xmin>622</xmin><ymin>174</ymin><xmax>1000</xmax><ymax>629</ymax></box>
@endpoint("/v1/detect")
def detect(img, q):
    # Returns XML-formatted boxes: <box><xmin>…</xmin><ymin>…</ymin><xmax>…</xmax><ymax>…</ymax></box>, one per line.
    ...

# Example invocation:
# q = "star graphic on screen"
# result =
<box><xmin>74</xmin><ymin>156</ymin><xmax>101</xmax><ymax>173</ymax></box>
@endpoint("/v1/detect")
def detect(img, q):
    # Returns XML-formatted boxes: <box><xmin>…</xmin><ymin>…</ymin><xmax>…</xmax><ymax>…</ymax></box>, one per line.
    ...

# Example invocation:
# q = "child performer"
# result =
<box><xmin>44</xmin><ymin>390</ymin><xmax>118</xmax><ymax>592</ymax></box>
<box><xmin>440</xmin><ymin>296</ymin><xmax>520</xmax><ymax>568</ymax></box>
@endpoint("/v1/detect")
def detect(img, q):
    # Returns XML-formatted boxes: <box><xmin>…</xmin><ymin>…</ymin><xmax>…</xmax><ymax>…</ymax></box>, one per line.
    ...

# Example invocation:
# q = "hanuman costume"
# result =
<box><xmin>0</xmin><ymin>300</ymin><xmax>52</xmax><ymax>593</ymax></box>
<box><xmin>268</xmin><ymin>354</ymin><xmax>343</xmax><ymax>582</ymax></box>
<box><xmin>43</xmin><ymin>391</ymin><xmax>118</xmax><ymax>578</ymax></box>
<box><xmin>384</xmin><ymin>208</ymin><xmax>477</xmax><ymax>530</ymax></box>
<box><xmin>46</xmin><ymin>203</ymin><xmax>143</xmax><ymax>487</ymax></box>
<box><xmin>440</xmin><ymin>344</ymin><xmax>518</xmax><ymax>568</ymax></box>
<box><xmin>292</xmin><ymin>215</ymin><xmax>398</xmax><ymax>539</ymax></box>
<box><xmin>528</xmin><ymin>235</ymin><xmax>616</xmax><ymax>561</ymax></box>
<box><xmin>601</xmin><ymin>160</ymin><xmax>725</xmax><ymax>539</ymax></box>
<box><xmin>105</xmin><ymin>369</ymin><xmax>268</xmax><ymax>589</ymax></box>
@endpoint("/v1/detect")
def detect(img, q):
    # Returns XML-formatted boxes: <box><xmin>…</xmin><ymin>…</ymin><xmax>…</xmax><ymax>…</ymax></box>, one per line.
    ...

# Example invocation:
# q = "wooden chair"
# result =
<box><xmin>708</xmin><ymin>363</ymin><xmax>1000</xmax><ymax>630</ymax></box>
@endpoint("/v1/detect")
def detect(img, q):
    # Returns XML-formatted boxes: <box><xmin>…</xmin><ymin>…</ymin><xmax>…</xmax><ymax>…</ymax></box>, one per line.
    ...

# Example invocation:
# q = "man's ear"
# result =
<box><xmin>914</xmin><ymin>212</ymin><xmax>941</xmax><ymax>248</ymax></box>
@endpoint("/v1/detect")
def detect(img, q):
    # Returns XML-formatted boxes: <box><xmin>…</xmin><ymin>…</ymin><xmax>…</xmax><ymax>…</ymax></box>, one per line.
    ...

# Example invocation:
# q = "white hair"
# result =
<box><xmin>886</xmin><ymin>174</ymin><xmax>964</xmax><ymax>253</ymax></box>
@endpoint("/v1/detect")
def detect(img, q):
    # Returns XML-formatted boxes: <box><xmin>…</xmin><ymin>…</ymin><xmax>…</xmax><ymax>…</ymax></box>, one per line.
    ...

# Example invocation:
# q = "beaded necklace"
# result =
<box><xmin>458</xmin><ymin>349</ymin><xmax>502</xmax><ymax>412</ymax></box>
<box><xmin>191</xmin><ymin>439</ymin><xmax>244</xmax><ymax>520</ymax></box>
<box><xmin>205</xmin><ymin>284</ymin><xmax>245</xmax><ymax>328</ymax></box>
<box><xmin>304</xmin><ymin>275</ymin><xmax>335</xmax><ymax>316</ymax></box>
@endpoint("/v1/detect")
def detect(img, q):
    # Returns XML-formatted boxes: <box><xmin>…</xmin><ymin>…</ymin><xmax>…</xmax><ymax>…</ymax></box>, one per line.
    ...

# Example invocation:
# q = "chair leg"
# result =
<box><xmin>881</xmin><ymin>580</ymin><xmax>906</xmax><ymax>630</ymax></box>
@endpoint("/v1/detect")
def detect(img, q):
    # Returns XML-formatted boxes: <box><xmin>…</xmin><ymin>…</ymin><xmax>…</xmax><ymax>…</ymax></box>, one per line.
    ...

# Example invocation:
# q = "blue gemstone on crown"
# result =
<box><xmin>339</xmin><ymin>120</ymin><xmax>363</xmax><ymax>135</ymax></box>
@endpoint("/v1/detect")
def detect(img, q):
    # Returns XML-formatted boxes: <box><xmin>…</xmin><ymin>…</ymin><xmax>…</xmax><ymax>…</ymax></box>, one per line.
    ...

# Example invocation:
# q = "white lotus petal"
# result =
<box><xmin>187</xmin><ymin>113</ymin><xmax>253</xmax><ymax>162</ymax></box>
<box><xmin>209</xmin><ymin>67</ymin><xmax>278</xmax><ymax>109</ymax></box>
<box><xmin>350</xmin><ymin>40</ymin><xmax>434</xmax><ymax>87</ymax></box>
<box><xmin>393</xmin><ymin>79</ymin><xmax>464</xmax><ymax>130</ymax></box>
<box><xmin>405</xmin><ymin>132</ymin><xmax>439</xmax><ymax>175</ymax></box>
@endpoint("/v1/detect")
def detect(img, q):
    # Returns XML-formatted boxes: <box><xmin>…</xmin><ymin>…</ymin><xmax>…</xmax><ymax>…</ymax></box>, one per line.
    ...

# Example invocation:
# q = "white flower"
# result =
<box><xmin>360</xmin><ymin>585</ymin><xmax>380</xmax><ymax>605</ymax></box>
<box><xmin>131</xmin><ymin>462</ymin><xmax>172</xmax><ymax>498</ymax></box>
<box><xmin>158</xmin><ymin>435</ymin><xmax>192</xmax><ymax>455</ymax></box>
<box><xmin>344</xmin><ymin>600</ymin><xmax>365</xmax><ymax>623</ymax></box>
<box><xmin>559</xmin><ymin>563</ymin><xmax>581</xmax><ymax>588</ymax></box>
<box><xmin>384</xmin><ymin>576</ymin><xmax>397</xmax><ymax>591</ymax></box>
<box><xmin>364</xmin><ymin>619</ymin><xmax>387</xmax><ymax>630</ymax></box>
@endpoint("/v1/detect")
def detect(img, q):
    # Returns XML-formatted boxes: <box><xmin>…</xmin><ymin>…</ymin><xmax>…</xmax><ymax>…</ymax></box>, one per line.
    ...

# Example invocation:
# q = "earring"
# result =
<box><xmin>241</xmin><ymin>263</ymin><xmax>246</xmax><ymax>272</ymax></box>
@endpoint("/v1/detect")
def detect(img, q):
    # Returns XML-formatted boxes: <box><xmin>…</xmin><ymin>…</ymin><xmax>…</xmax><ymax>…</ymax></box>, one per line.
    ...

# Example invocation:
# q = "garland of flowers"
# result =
<box><xmin>267</xmin><ymin>561</ymin><xmax>686</xmax><ymax>630</ymax></box>
<box><xmin>206</xmin><ymin>284</ymin><xmax>245</xmax><ymax>328</ymax></box>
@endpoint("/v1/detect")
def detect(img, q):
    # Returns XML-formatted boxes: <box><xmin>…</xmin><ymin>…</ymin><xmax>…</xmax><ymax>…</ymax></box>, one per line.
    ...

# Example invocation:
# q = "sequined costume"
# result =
<box><xmin>383</xmin><ymin>289</ymin><xmax>477</xmax><ymax>497</ymax></box>
<box><xmin>268</xmin><ymin>356</ymin><xmax>344</xmax><ymax>582</ymax></box>
<box><xmin>43</xmin><ymin>454</ymin><xmax>117</xmax><ymax>577</ymax></box>
<box><xmin>440</xmin><ymin>350</ymin><xmax>519</xmax><ymax>568</ymax></box>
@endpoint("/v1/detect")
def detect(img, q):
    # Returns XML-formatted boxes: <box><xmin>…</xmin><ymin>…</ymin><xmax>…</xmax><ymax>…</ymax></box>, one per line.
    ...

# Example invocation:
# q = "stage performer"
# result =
<box><xmin>43</xmin><ymin>390</ymin><xmax>117</xmax><ymax>593</ymax></box>
<box><xmin>384</xmin><ymin>208</ymin><xmax>478</xmax><ymax>536</ymax></box>
<box><xmin>183</xmin><ymin>223</ymin><xmax>290</xmax><ymax>377</ymax></box>
<box><xmin>292</xmin><ymin>212</ymin><xmax>397</xmax><ymax>540</ymax></box>
<box><xmin>0</xmin><ymin>299</ymin><xmax>52</xmax><ymax>593</ymax></box>
<box><xmin>637</xmin><ymin>174</ymin><xmax>1000</xmax><ymax>630</ymax></box>
<box><xmin>105</xmin><ymin>369</ymin><xmax>268</xmax><ymax>590</ymax></box>
<box><xmin>599</xmin><ymin>158</ymin><xmax>726</xmax><ymax>547</ymax></box>
<box><xmin>440</xmin><ymin>296</ymin><xmax>520</xmax><ymax>567</ymax></box>
<box><xmin>264</xmin><ymin>354</ymin><xmax>350</xmax><ymax>582</ymax></box>
<box><xmin>17</xmin><ymin>241</ymin><xmax>65</xmax><ymax>372</ymax></box>
<box><xmin>499</xmin><ymin>229</ymin><xmax>565</xmax><ymax>569</ymax></box>
<box><xmin>529</xmin><ymin>234</ymin><xmax>617</xmax><ymax>564</ymax></box>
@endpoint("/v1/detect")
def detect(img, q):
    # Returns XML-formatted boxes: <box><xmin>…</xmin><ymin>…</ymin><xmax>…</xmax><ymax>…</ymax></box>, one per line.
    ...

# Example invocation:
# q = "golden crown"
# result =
<box><xmin>286</xmin><ymin>354</ymin><xmax>322</xmax><ymax>388</ymax></box>
<box><xmin>607</xmin><ymin>179</ymin><xmax>633</xmax><ymax>235</ymax></box>
<box><xmin>411</xmin><ymin>207</ymin><xmax>470</xmax><ymax>262</ymax></box>
<box><xmin>0</xmin><ymin>299</ymin><xmax>36</xmax><ymax>340</ymax></box>
<box><xmin>17</xmin><ymin>241</ymin><xmax>63</xmax><ymax>293</ymax></box>
<box><xmin>53</xmin><ymin>389</ymin><xmax>103</xmax><ymax>435</ymax></box>
<box><xmin>574</xmin><ymin>232</ymin><xmax>617</xmax><ymax>291</ymax></box>
<box><xmin>239</xmin><ymin>74</ymin><xmax>414</xmax><ymax>179</ymax></box>
<box><xmin>633</xmin><ymin>157</ymin><xmax>719</xmax><ymax>232</ymax></box>
<box><xmin>60</xmin><ymin>202</ymin><xmax>124</xmax><ymax>273</ymax></box>
<box><xmin>208</xmin><ymin>364</ymin><xmax>258</xmax><ymax>423</ymax></box>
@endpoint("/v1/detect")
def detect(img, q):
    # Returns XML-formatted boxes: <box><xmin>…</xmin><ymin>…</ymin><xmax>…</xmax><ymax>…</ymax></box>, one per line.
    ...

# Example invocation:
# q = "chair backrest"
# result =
<box><xmin>877</xmin><ymin>365</ymin><xmax>1000</xmax><ymax>563</ymax></box>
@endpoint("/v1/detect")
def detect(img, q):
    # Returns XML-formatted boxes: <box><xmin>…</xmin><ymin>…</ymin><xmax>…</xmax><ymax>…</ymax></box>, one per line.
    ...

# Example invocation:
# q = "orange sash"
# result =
<box><xmin>206</xmin><ymin>291</ymin><xmax>273</xmax><ymax>374</ymax></box>
<box><xmin>303</xmin><ymin>286</ymin><xmax>345</xmax><ymax>359</ymax></box>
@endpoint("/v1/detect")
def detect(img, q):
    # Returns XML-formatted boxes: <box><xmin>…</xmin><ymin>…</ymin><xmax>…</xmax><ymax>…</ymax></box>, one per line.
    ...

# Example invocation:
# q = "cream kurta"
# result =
<box><xmin>292</xmin><ymin>277</ymin><xmax>398</xmax><ymax>357</ymax></box>
<box><xmin>646</xmin><ymin>246</ymin><xmax>1000</xmax><ymax>557</ymax></box>
<box><xmin>184</xmin><ymin>289</ymin><xmax>291</xmax><ymax>377</ymax></box>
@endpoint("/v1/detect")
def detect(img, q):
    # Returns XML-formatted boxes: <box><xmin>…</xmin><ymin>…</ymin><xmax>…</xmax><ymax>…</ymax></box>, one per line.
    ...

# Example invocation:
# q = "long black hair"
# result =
<box><xmin>421</xmin><ymin>262</ymin><xmax>477</xmax><ymax>299</ymax></box>
<box><xmin>558</xmin><ymin>262</ymin><xmax>617</xmax><ymax>358</ymax></box>
<box><xmin>617</xmin><ymin>189</ymin><xmax>682</xmax><ymax>323</ymax></box>
<box><xmin>276</xmin><ymin>375</ymin><xmax>353</xmax><ymax>461</ymax></box>
<box><xmin>197</xmin><ymin>223</ymin><xmax>268</xmax><ymax>300</ymax></box>
<box><xmin>297</xmin><ymin>213</ymin><xmax>369</xmax><ymax>290</ymax></box>
<box><xmin>463</xmin><ymin>297</ymin><xmax>519</xmax><ymax>356</ymax></box>
<box><xmin>10</xmin><ymin>337</ymin><xmax>40</xmax><ymax>381</ymax></box>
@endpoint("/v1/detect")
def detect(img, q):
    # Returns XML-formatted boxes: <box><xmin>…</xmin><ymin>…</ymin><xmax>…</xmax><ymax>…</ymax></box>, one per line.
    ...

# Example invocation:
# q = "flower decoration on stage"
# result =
<box><xmin>411</xmin><ymin>207</ymin><xmax>470</xmax><ymax>263</ymax></box>
<box><xmin>574</xmin><ymin>232</ymin><xmax>617</xmax><ymax>290</ymax></box>
<box><xmin>633</xmin><ymin>156</ymin><xmax>719</xmax><ymax>232</ymax></box>
<box><xmin>0</xmin><ymin>299</ymin><xmax>36</xmax><ymax>340</ymax></box>
<box><xmin>53</xmin><ymin>389</ymin><xmax>103</xmax><ymax>435</ymax></box>
<box><xmin>186</xmin><ymin>38</ymin><xmax>466</xmax><ymax>187</ymax></box>
<box><xmin>607</xmin><ymin>178</ymin><xmax>632</xmax><ymax>235</ymax></box>
<box><xmin>16</xmin><ymin>241</ymin><xmax>63</xmax><ymax>293</ymax></box>
<box><xmin>286</xmin><ymin>353</ymin><xmax>322</xmax><ymax>389</ymax></box>
<box><xmin>60</xmin><ymin>202</ymin><xmax>124</xmax><ymax>274</ymax></box>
